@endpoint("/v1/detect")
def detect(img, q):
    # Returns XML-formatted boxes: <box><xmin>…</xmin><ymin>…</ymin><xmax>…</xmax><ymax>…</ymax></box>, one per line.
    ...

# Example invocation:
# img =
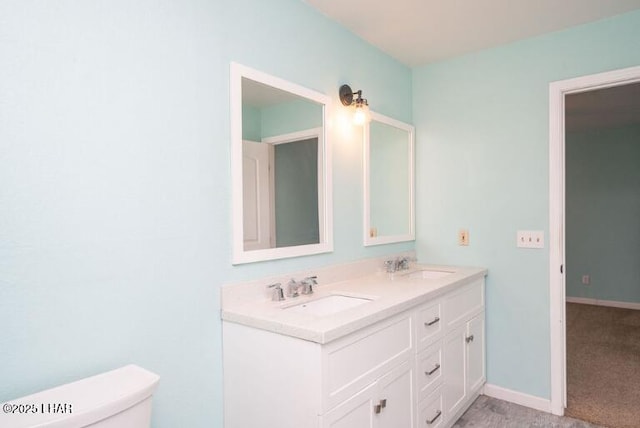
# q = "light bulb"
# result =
<box><xmin>353</xmin><ymin>103</ymin><xmax>370</xmax><ymax>126</ymax></box>
<box><xmin>354</xmin><ymin>107</ymin><xmax>366</xmax><ymax>126</ymax></box>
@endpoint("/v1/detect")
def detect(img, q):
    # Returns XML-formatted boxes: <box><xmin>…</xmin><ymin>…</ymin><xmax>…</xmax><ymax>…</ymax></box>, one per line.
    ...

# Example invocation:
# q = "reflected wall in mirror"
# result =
<box><xmin>364</xmin><ymin>111</ymin><xmax>415</xmax><ymax>246</ymax></box>
<box><xmin>231</xmin><ymin>63</ymin><xmax>332</xmax><ymax>264</ymax></box>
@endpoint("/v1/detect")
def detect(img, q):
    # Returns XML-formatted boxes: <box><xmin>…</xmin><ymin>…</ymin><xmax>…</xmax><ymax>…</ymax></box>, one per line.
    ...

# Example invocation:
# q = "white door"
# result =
<box><xmin>242</xmin><ymin>140</ymin><xmax>273</xmax><ymax>250</ymax></box>
<box><xmin>466</xmin><ymin>315</ymin><xmax>485</xmax><ymax>393</ymax></box>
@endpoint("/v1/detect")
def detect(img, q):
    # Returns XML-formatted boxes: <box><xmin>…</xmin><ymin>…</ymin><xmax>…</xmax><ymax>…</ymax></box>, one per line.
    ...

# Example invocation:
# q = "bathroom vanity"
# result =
<box><xmin>221</xmin><ymin>260</ymin><xmax>487</xmax><ymax>428</ymax></box>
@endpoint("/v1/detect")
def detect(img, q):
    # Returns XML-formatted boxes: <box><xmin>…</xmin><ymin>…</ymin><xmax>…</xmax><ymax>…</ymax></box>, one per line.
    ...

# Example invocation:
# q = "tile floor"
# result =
<box><xmin>453</xmin><ymin>396</ymin><xmax>602</xmax><ymax>428</ymax></box>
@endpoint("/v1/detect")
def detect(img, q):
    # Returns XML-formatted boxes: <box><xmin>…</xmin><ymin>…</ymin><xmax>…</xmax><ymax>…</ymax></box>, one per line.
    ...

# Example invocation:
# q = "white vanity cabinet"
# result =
<box><xmin>323</xmin><ymin>360</ymin><xmax>414</xmax><ymax>428</ymax></box>
<box><xmin>440</xmin><ymin>281</ymin><xmax>486</xmax><ymax>425</ymax></box>
<box><xmin>223</xmin><ymin>311</ymin><xmax>414</xmax><ymax>428</ymax></box>
<box><xmin>222</xmin><ymin>276</ymin><xmax>485</xmax><ymax>428</ymax></box>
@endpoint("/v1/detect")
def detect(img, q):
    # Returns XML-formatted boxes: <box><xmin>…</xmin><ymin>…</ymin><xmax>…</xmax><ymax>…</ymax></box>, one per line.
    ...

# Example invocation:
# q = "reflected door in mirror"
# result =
<box><xmin>243</xmin><ymin>140</ymin><xmax>274</xmax><ymax>250</ymax></box>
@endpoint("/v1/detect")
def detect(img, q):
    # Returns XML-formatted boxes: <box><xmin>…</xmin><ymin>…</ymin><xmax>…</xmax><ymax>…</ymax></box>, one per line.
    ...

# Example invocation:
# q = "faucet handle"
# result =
<box><xmin>301</xmin><ymin>276</ymin><xmax>317</xmax><ymax>295</ymax></box>
<box><xmin>384</xmin><ymin>259</ymin><xmax>396</xmax><ymax>273</ymax></box>
<box><xmin>268</xmin><ymin>283</ymin><xmax>285</xmax><ymax>301</ymax></box>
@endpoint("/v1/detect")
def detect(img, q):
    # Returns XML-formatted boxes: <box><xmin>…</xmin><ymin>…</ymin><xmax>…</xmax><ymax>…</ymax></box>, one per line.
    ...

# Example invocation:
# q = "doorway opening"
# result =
<box><xmin>549</xmin><ymin>65</ymin><xmax>640</xmax><ymax>421</ymax></box>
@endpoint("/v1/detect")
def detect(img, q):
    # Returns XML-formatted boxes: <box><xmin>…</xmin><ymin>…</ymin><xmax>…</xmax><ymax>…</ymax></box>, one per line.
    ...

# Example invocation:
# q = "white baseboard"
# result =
<box><xmin>482</xmin><ymin>383</ymin><xmax>552</xmax><ymax>413</ymax></box>
<box><xmin>566</xmin><ymin>296</ymin><xmax>640</xmax><ymax>311</ymax></box>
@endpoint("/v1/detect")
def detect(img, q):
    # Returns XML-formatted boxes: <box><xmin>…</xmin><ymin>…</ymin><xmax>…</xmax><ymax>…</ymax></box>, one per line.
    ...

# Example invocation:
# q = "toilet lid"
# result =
<box><xmin>0</xmin><ymin>365</ymin><xmax>159</xmax><ymax>428</ymax></box>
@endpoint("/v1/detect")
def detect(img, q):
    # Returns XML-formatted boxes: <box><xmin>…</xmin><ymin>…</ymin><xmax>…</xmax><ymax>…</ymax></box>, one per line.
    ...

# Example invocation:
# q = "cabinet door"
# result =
<box><xmin>442</xmin><ymin>325</ymin><xmax>466</xmax><ymax>419</ymax></box>
<box><xmin>322</xmin><ymin>382</ymin><xmax>377</xmax><ymax>428</ymax></box>
<box><xmin>377</xmin><ymin>361</ymin><xmax>413</xmax><ymax>428</ymax></box>
<box><xmin>466</xmin><ymin>314</ymin><xmax>485</xmax><ymax>393</ymax></box>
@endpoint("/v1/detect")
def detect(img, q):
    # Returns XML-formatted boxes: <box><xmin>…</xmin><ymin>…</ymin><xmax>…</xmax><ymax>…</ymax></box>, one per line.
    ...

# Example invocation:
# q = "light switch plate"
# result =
<box><xmin>517</xmin><ymin>230</ymin><xmax>544</xmax><ymax>249</ymax></box>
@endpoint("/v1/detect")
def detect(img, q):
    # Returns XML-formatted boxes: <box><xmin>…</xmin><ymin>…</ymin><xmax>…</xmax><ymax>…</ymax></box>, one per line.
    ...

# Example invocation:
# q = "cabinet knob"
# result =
<box><xmin>465</xmin><ymin>334</ymin><xmax>474</xmax><ymax>343</ymax></box>
<box><xmin>425</xmin><ymin>363</ymin><xmax>441</xmax><ymax>376</ymax></box>
<box><xmin>424</xmin><ymin>317</ymin><xmax>440</xmax><ymax>327</ymax></box>
<box><xmin>373</xmin><ymin>399</ymin><xmax>387</xmax><ymax>414</ymax></box>
<box><xmin>426</xmin><ymin>410</ymin><xmax>442</xmax><ymax>425</ymax></box>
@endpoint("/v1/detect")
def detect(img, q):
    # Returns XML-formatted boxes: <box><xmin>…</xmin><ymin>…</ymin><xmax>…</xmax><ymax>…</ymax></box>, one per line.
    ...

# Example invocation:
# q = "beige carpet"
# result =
<box><xmin>565</xmin><ymin>302</ymin><xmax>640</xmax><ymax>428</ymax></box>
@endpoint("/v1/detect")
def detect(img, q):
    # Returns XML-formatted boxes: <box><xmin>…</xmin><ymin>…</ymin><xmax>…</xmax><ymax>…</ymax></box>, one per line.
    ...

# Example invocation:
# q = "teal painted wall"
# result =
<box><xmin>242</xmin><ymin>105</ymin><xmax>262</xmax><ymax>141</ymax></box>
<box><xmin>242</xmin><ymin>99</ymin><xmax>322</xmax><ymax>141</ymax></box>
<box><xmin>261</xmin><ymin>100</ymin><xmax>323</xmax><ymax>138</ymax></box>
<box><xmin>566</xmin><ymin>124</ymin><xmax>640</xmax><ymax>303</ymax></box>
<box><xmin>0</xmin><ymin>1</ymin><xmax>412</xmax><ymax>427</ymax></box>
<box><xmin>412</xmin><ymin>10</ymin><xmax>640</xmax><ymax>399</ymax></box>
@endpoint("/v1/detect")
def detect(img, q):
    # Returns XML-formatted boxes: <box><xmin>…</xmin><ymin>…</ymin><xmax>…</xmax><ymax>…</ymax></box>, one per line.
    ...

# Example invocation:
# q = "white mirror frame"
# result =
<box><xmin>230</xmin><ymin>62</ymin><xmax>333</xmax><ymax>264</ymax></box>
<box><xmin>363</xmin><ymin>111</ymin><xmax>415</xmax><ymax>246</ymax></box>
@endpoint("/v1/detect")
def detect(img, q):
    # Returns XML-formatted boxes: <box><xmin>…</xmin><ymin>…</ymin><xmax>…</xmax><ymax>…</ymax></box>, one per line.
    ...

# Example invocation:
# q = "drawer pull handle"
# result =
<box><xmin>425</xmin><ymin>363</ymin><xmax>441</xmax><ymax>376</ymax></box>
<box><xmin>426</xmin><ymin>410</ymin><xmax>442</xmax><ymax>425</ymax></box>
<box><xmin>465</xmin><ymin>334</ymin><xmax>474</xmax><ymax>343</ymax></box>
<box><xmin>380</xmin><ymin>399</ymin><xmax>387</xmax><ymax>409</ymax></box>
<box><xmin>424</xmin><ymin>317</ymin><xmax>440</xmax><ymax>327</ymax></box>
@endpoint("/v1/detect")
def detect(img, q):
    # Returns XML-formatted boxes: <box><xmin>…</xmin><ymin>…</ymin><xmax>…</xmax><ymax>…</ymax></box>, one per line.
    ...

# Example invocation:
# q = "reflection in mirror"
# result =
<box><xmin>364</xmin><ymin>112</ymin><xmax>415</xmax><ymax>246</ymax></box>
<box><xmin>243</xmin><ymin>130</ymin><xmax>321</xmax><ymax>250</ymax></box>
<box><xmin>231</xmin><ymin>63</ymin><xmax>332</xmax><ymax>264</ymax></box>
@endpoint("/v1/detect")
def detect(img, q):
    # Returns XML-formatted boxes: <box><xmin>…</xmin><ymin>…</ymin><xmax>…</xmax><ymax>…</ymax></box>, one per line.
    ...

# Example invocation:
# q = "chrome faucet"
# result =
<box><xmin>287</xmin><ymin>275</ymin><xmax>318</xmax><ymax>297</ymax></box>
<box><xmin>398</xmin><ymin>257</ymin><xmax>410</xmax><ymax>271</ymax></box>
<box><xmin>384</xmin><ymin>256</ymin><xmax>413</xmax><ymax>273</ymax></box>
<box><xmin>287</xmin><ymin>278</ymin><xmax>301</xmax><ymax>298</ymax></box>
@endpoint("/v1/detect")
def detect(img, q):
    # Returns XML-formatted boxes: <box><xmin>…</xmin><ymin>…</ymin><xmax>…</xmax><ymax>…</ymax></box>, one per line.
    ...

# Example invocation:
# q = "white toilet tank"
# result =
<box><xmin>0</xmin><ymin>365</ymin><xmax>160</xmax><ymax>428</ymax></box>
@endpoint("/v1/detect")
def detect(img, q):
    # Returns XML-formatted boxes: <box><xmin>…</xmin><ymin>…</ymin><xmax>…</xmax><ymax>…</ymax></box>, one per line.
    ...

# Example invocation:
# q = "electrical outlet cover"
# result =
<box><xmin>458</xmin><ymin>229</ymin><xmax>469</xmax><ymax>246</ymax></box>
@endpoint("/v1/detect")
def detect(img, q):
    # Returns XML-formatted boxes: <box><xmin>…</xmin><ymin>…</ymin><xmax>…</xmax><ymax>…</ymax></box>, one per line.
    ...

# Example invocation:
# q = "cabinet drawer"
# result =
<box><xmin>416</xmin><ymin>301</ymin><xmax>442</xmax><ymax>350</ymax></box>
<box><xmin>443</xmin><ymin>279</ymin><xmax>484</xmax><ymax>328</ymax></box>
<box><xmin>416</xmin><ymin>341</ymin><xmax>443</xmax><ymax>401</ymax></box>
<box><xmin>324</xmin><ymin>314</ymin><xmax>413</xmax><ymax>410</ymax></box>
<box><xmin>417</xmin><ymin>387</ymin><xmax>444</xmax><ymax>428</ymax></box>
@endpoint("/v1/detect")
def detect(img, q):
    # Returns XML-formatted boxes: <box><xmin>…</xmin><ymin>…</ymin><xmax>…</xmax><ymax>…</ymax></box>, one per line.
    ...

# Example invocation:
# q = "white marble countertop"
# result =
<box><xmin>221</xmin><ymin>264</ymin><xmax>487</xmax><ymax>344</ymax></box>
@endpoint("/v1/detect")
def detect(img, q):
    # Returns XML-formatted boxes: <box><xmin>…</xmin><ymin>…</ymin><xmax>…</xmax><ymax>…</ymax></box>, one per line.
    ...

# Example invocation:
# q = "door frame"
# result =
<box><xmin>548</xmin><ymin>65</ymin><xmax>640</xmax><ymax>416</ymax></box>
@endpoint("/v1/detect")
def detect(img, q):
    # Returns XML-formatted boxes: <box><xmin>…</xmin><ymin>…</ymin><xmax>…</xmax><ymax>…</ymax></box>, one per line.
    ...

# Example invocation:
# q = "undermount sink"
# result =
<box><xmin>404</xmin><ymin>269</ymin><xmax>454</xmax><ymax>280</ymax></box>
<box><xmin>284</xmin><ymin>295</ymin><xmax>372</xmax><ymax>316</ymax></box>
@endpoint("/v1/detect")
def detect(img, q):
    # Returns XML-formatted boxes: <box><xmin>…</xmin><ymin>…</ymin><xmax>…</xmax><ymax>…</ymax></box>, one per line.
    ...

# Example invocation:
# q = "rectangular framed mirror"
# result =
<box><xmin>363</xmin><ymin>111</ymin><xmax>415</xmax><ymax>246</ymax></box>
<box><xmin>231</xmin><ymin>63</ymin><xmax>333</xmax><ymax>264</ymax></box>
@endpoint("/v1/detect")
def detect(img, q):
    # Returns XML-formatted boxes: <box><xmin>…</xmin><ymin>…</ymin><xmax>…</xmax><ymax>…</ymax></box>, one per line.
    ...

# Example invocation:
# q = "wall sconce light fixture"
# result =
<box><xmin>339</xmin><ymin>84</ymin><xmax>371</xmax><ymax>125</ymax></box>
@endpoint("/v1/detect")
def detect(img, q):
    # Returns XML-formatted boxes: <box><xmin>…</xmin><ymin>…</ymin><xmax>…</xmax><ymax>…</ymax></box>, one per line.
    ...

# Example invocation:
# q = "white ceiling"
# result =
<box><xmin>304</xmin><ymin>0</ymin><xmax>640</xmax><ymax>66</ymax></box>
